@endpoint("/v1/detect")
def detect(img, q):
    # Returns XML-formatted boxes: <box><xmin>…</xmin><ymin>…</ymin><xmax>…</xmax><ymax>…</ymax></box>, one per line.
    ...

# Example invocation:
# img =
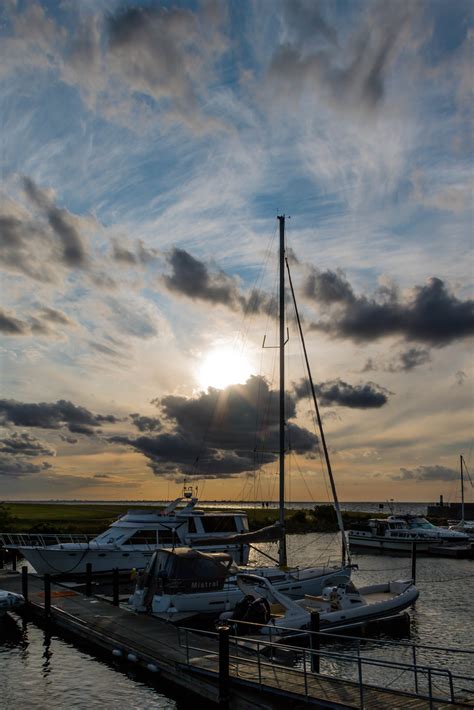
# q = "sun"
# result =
<box><xmin>198</xmin><ymin>347</ymin><xmax>254</xmax><ymax>390</ymax></box>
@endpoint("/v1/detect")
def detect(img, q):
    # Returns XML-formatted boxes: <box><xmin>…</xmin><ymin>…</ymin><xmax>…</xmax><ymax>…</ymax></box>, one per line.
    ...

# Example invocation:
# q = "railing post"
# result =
<box><xmin>21</xmin><ymin>566</ymin><xmax>28</xmax><ymax>603</ymax></box>
<box><xmin>357</xmin><ymin>655</ymin><xmax>364</xmax><ymax>709</ymax></box>
<box><xmin>412</xmin><ymin>644</ymin><xmax>419</xmax><ymax>694</ymax></box>
<box><xmin>0</xmin><ymin>548</ymin><xmax>4</xmax><ymax>569</ymax></box>
<box><xmin>411</xmin><ymin>541</ymin><xmax>417</xmax><ymax>584</ymax></box>
<box><xmin>112</xmin><ymin>568</ymin><xmax>119</xmax><ymax>606</ymax></box>
<box><xmin>310</xmin><ymin>611</ymin><xmax>320</xmax><ymax>673</ymax></box>
<box><xmin>85</xmin><ymin>563</ymin><xmax>92</xmax><ymax>597</ymax></box>
<box><xmin>44</xmin><ymin>574</ymin><xmax>51</xmax><ymax>618</ymax></box>
<box><xmin>303</xmin><ymin>648</ymin><xmax>308</xmax><ymax>697</ymax></box>
<box><xmin>218</xmin><ymin>625</ymin><xmax>230</xmax><ymax>708</ymax></box>
<box><xmin>428</xmin><ymin>668</ymin><xmax>433</xmax><ymax>709</ymax></box>
<box><xmin>448</xmin><ymin>670</ymin><xmax>454</xmax><ymax>702</ymax></box>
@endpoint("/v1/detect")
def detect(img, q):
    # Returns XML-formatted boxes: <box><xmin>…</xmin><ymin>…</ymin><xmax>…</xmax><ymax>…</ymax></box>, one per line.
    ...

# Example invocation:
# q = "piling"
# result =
<box><xmin>411</xmin><ymin>541</ymin><xmax>417</xmax><ymax>584</ymax></box>
<box><xmin>310</xmin><ymin>611</ymin><xmax>321</xmax><ymax>673</ymax></box>
<box><xmin>21</xmin><ymin>566</ymin><xmax>28</xmax><ymax>602</ymax></box>
<box><xmin>112</xmin><ymin>568</ymin><xmax>119</xmax><ymax>606</ymax></box>
<box><xmin>218</xmin><ymin>625</ymin><xmax>230</xmax><ymax>708</ymax></box>
<box><xmin>85</xmin><ymin>563</ymin><xmax>92</xmax><ymax>597</ymax></box>
<box><xmin>44</xmin><ymin>574</ymin><xmax>51</xmax><ymax>618</ymax></box>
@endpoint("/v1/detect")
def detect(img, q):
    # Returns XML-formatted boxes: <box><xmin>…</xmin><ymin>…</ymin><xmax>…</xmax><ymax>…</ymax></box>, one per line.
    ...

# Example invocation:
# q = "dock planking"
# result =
<box><xmin>0</xmin><ymin>570</ymin><xmax>470</xmax><ymax>709</ymax></box>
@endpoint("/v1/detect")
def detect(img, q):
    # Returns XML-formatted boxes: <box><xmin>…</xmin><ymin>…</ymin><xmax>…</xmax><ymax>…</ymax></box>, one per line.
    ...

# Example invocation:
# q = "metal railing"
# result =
<box><xmin>0</xmin><ymin>532</ymin><xmax>95</xmax><ymax>548</ymax></box>
<box><xmin>177</xmin><ymin>622</ymin><xmax>474</xmax><ymax>708</ymax></box>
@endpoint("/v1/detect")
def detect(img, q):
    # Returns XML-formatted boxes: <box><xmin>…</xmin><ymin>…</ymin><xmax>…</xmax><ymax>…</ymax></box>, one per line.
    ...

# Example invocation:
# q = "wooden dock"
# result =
<box><xmin>0</xmin><ymin>570</ymin><xmax>471</xmax><ymax>709</ymax></box>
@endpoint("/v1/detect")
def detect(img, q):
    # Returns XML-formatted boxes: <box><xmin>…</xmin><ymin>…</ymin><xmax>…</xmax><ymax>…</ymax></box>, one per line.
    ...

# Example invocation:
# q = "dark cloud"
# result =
<box><xmin>0</xmin><ymin>306</ymin><xmax>75</xmax><ymax>338</ymax></box>
<box><xmin>388</xmin><ymin>347</ymin><xmax>431</xmax><ymax>372</ymax></box>
<box><xmin>0</xmin><ymin>432</ymin><xmax>56</xmax><ymax>457</ymax></box>
<box><xmin>130</xmin><ymin>413</ymin><xmax>162</xmax><ymax>432</ymax></box>
<box><xmin>305</xmin><ymin>269</ymin><xmax>474</xmax><ymax>346</ymax></box>
<box><xmin>455</xmin><ymin>370</ymin><xmax>467</xmax><ymax>387</ymax></box>
<box><xmin>0</xmin><ymin>398</ymin><xmax>119</xmax><ymax>435</ymax></box>
<box><xmin>0</xmin><ymin>308</ymin><xmax>29</xmax><ymax>335</ymax></box>
<box><xmin>293</xmin><ymin>377</ymin><xmax>389</xmax><ymax>408</ymax></box>
<box><xmin>164</xmin><ymin>248</ymin><xmax>275</xmax><ymax>315</ymax></box>
<box><xmin>23</xmin><ymin>177</ymin><xmax>88</xmax><ymax>268</ymax></box>
<box><xmin>110</xmin><ymin>375</ymin><xmax>318</xmax><ymax>478</ymax></box>
<box><xmin>269</xmin><ymin>1</ymin><xmax>418</xmax><ymax>113</ymax></box>
<box><xmin>392</xmin><ymin>465</ymin><xmax>458</xmax><ymax>482</ymax></box>
<box><xmin>0</xmin><ymin>214</ymin><xmax>53</xmax><ymax>281</ymax></box>
<box><xmin>0</xmin><ymin>455</ymin><xmax>53</xmax><ymax>478</ymax></box>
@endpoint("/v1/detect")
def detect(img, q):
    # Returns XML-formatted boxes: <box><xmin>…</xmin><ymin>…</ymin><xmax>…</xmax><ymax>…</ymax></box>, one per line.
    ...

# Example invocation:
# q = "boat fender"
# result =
<box><xmin>147</xmin><ymin>663</ymin><xmax>159</xmax><ymax>673</ymax></box>
<box><xmin>112</xmin><ymin>649</ymin><xmax>122</xmax><ymax>658</ymax></box>
<box><xmin>127</xmin><ymin>653</ymin><xmax>138</xmax><ymax>663</ymax></box>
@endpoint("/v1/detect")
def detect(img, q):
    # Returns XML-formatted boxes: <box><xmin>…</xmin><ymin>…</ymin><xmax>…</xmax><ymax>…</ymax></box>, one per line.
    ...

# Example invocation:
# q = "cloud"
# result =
<box><xmin>268</xmin><ymin>1</ymin><xmax>419</xmax><ymax>114</ymax></box>
<box><xmin>0</xmin><ymin>306</ymin><xmax>75</xmax><ymax>338</ymax></box>
<box><xmin>388</xmin><ymin>347</ymin><xmax>431</xmax><ymax>372</ymax></box>
<box><xmin>23</xmin><ymin>176</ymin><xmax>89</xmax><ymax>268</ymax></box>
<box><xmin>111</xmin><ymin>239</ymin><xmax>159</xmax><ymax>266</ymax></box>
<box><xmin>110</xmin><ymin>375</ymin><xmax>318</xmax><ymax>478</ymax></box>
<box><xmin>392</xmin><ymin>465</ymin><xmax>458</xmax><ymax>482</ymax></box>
<box><xmin>305</xmin><ymin>268</ymin><xmax>474</xmax><ymax>346</ymax></box>
<box><xmin>0</xmin><ymin>432</ymin><xmax>56</xmax><ymax>457</ymax></box>
<box><xmin>0</xmin><ymin>455</ymin><xmax>53</xmax><ymax>478</ymax></box>
<box><xmin>130</xmin><ymin>413</ymin><xmax>162</xmax><ymax>432</ymax></box>
<box><xmin>163</xmin><ymin>247</ymin><xmax>275</xmax><ymax>315</ymax></box>
<box><xmin>0</xmin><ymin>308</ymin><xmax>29</xmax><ymax>335</ymax></box>
<box><xmin>455</xmin><ymin>370</ymin><xmax>467</xmax><ymax>387</ymax></box>
<box><xmin>294</xmin><ymin>377</ymin><xmax>389</xmax><ymax>408</ymax></box>
<box><xmin>0</xmin><ymin>398</ymin><xmax>119</xmax><ymax>435</ymax></box>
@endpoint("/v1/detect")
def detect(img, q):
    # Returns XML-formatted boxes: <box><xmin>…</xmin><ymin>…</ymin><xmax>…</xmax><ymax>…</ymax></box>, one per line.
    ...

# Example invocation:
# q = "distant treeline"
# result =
<box><xmin>0</xmin><ymin>502</ymin><xmax>377</xmax><ymax>535</ymax></box>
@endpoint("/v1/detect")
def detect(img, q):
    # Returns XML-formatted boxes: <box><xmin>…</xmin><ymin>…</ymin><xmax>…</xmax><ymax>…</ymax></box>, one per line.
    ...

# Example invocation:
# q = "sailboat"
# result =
<box><xmin>449</xmin><ymin>455</ymin><xmax>474</xmax><ymax>541</ymax></box>
<box><xmin>128</xmin><ymin>216</ymin><xmax>352</xmax><ymax>620</ymax></box>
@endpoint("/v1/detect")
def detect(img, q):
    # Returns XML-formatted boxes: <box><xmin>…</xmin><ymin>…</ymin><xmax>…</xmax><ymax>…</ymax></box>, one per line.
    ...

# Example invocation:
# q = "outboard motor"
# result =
<box><xmin>231</xmin><ymin>595</ymin><xmax>271</xmax><ymax>634</ymax></box>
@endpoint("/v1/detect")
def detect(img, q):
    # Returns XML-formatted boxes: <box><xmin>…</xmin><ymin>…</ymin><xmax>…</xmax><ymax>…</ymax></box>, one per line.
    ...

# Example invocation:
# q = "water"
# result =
<box><xmin>1</xmin><ymin>533</ymin><xmax>473</xmax><ymax>706</ymax></box>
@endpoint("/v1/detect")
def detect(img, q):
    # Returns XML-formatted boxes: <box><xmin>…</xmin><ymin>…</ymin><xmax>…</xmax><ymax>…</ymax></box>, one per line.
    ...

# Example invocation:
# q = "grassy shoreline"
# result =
<box><xmin>0</xmin><ymin>502</ymin><xmax>375</xmax><ymax>535</ymax></box>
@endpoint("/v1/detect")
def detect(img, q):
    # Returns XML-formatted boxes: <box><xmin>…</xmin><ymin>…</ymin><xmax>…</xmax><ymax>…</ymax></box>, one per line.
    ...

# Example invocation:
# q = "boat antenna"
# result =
<box><xmin>285</xmin><ymin>256</ymin><xmax>350</xmax><ymax>566</ymax></box>
<box><xmin>278</xmin><ymin>215</ymin><xmax>287</xmax><ymax>568</ymax></box>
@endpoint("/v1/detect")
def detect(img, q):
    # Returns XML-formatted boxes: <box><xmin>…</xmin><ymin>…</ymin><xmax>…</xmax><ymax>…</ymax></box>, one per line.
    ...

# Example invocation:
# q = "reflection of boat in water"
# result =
<box><xmin>0</xmin><ymin>489</ymin><xmax>251</xmax><ymax>575</ymax></box>
<box><xmin>223</xmin><ymin>573</ymin><xmax>418</xmax><ymax>635</ymax></box>
<box><xmin>0</xmin><ymin>590</ymin><xmax>24</xmax><ymax>618</ymax></box>
<box><xmin>348</xmin><ymin>514</ymin><xmax>469</xmax><ymax>554</ymax></box>
<box><xmin>129</xmin><ymin>547</ymin><xmax>351</xmax><ymax>620</ymax></box>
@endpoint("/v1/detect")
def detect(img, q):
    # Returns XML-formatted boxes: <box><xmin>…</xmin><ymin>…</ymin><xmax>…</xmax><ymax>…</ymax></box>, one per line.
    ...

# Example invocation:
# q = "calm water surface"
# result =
<box><xmin>1</xmin><ymin>532</ymin><xmax>473</xmax><ymax>707</ymax></box>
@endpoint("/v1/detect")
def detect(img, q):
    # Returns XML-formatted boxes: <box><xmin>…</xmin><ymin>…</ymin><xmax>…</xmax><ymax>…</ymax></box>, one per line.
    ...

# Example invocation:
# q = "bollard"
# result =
<box><xmin>22</xmin><ymin>566</ymin><xmax>28</xmax><ymax>603</ymax></box>
<box><xmin>411</xmin><ymin>541</ymin><xmax>417</xmax><ymax>585</ymax></box>
<box><xmin>44</xmin><ymin>574</ymin><xmax>51</xmax><ymax>618</ymax></box>
<box><xmin>218</xmin><ymin>625</ymin><xmax>230</xmax><ymax>708</ymax></box>
<box><xmin>310</xmin><ymin>611</ymin><xmax>320</xmax><ymax>673</ymax></box>
<box><xmin>85</xmin><ymin>563</ymin><xmax>92</xmax><ymax>597</ymax></box>
<box><xmin>112</xmin><ymin>568</ymin><xmax>119</xmax><ymax>606</ymax></box>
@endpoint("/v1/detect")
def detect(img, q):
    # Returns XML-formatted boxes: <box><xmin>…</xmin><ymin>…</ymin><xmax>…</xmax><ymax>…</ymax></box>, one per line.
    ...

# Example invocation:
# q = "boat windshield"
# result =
<box><xmin>406</xmin><ymin>518</ymin><xmax>436</xmax><ymax>530</ymax></box>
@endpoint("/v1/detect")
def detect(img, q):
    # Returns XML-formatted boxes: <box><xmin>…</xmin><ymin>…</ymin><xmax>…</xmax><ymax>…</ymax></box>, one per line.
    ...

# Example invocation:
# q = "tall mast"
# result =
<box><xmin>278</xmin><ymin>215</ymin><xmax>287</xmax><ymax>568</ymax></box>
<box><xmin>461</xmin><ymin>454</ymin><xmax>465</xmax><ymax>524</ymax></box>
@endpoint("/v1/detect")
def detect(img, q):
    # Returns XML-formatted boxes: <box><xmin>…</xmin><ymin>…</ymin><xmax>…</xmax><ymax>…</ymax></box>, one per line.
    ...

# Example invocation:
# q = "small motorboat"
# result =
<box><xmin>0</xmin><ymin>590</ymin><xmax>24</xmax><ymax>618</ymax></box>
<box><xmin>222</xmin><ymin>573</ymin><xmax>419</xmax><ymax>635</ymax></box>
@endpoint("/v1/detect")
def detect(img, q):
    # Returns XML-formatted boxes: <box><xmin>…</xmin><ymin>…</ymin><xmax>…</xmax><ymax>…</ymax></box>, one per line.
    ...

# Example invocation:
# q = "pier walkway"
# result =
<box><xmin>1</xmin><ymin>570</ymin><xmax>472</xmax><ymax>709</ymax></box>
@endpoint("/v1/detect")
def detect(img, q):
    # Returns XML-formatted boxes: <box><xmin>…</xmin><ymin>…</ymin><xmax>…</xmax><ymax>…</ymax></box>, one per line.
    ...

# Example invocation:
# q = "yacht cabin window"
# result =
<box><xmin>123</xmin><ymin>529</ymin><xmax>157</xmax><ymax>545</ymax></box>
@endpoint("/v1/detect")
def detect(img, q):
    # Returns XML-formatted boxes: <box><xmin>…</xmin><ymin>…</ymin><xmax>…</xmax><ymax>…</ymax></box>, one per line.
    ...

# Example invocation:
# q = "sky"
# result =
<box><xmin>0</xmin><ymin>0</ymin><xmax>473</xmax><ymax>504</ymax></box>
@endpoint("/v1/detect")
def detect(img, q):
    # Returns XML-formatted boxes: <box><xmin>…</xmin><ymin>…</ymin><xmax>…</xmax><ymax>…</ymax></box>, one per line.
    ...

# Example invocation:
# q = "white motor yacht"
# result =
<box><xmin>0</xmin><ymin>492</ymin><xmax>251</xmax><ymax>575</ymax></box>
<box><xmin>348</xmin><ymin>514</ymin><xmax>469</xmax><ymax>554</ymax></box>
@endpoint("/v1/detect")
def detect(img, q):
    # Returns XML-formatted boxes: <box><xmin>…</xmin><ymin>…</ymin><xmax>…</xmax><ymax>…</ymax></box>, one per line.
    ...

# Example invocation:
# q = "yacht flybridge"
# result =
<box><xmin>0</xmin><ymin>491</ymin><xmax>252</xmax><ymax>575</ymax></box>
